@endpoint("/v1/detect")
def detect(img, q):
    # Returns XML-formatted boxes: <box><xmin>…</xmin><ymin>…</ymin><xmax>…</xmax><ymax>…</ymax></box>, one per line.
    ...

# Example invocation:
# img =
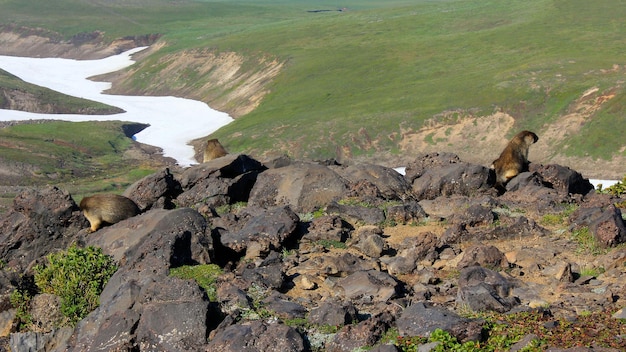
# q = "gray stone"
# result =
<box><xmin>333</xmin><ymin>163</ymin><xmax>413</xmax><ymax>201</ymax></box>
<box><xmin>123</xmin><ymin>167</ymin><xmax>181</xmax><ymax>211</ymax></box>
<box><xmin>326</xmin><ymin>201</ymin><xmax>386</xmax><ymax>225</ymax></box>
<box><xmin>248</xmin><ymin>162</ymin><xmax>347</xmax><ymax>213</ymax></box>
<box><xmin>457</xmin><ymin>245</ymin><xmax>508</xmax><ymax>270</ymax></box>
<box><xmin>530</xmin><ymin>163</ymin><xmax>594</xmax><ymax>195</ymax></box>
<box><xmin>262</xmin><ymin>291</ymin><xmax>307</xmax><ymax>320</ymax></box>
<box><xmin>336</xmin><ymin>270</ymin><xmax>397</xmax><ymax>303</ymax></box>
<box><xmin>0</xmin><ymin>186</ymin><xmax>84</xmax><ymax>271</ymax></box>
<box><xmin>457</xmin><ymin>266</ymin><xmax>519</xmax><ymax>313</ymax></box>
<box><xmin>406</xmin><ymin>153</ymin><xmax>492</xmax><ymax>200</ymax></box>
<box><xmin>308</xmin><ymin>300</ymin><xmax>359</xmax><ymax>327</ymax></box>
<box><xmin>326</xmin><ymin>312</ymin><xmax>393</xmax><ymax>352</ymax></box>
<box><xmin>206</xmin><ymin>320</ymin><xmax>305</xmax><ymax>352</ymax></box>
<box><xmin>219</xmin><ymin>206</ymin><xmax>299</xmax><ymax>257</ymax></box>
<box><xmin>396</xmin><ymin>302</ymin><xmax>475</xmax><ymax>339</ymax></box>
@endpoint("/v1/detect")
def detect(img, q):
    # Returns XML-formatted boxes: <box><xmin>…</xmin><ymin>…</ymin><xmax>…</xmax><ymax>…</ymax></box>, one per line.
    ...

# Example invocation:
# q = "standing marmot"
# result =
<box><xmin>79</xmin><ymin>193</ymin><xmax>140</xmax><ymax>233</ymax></box>
<box><xmin>491</xmin><ymin>130</ymin><xmax>538</xmax><ymax>190</ymax></box>
<box><xmin>203</xmin><ymin>138</ymin><xmax>228</xmax><ymax>163</ymax></box>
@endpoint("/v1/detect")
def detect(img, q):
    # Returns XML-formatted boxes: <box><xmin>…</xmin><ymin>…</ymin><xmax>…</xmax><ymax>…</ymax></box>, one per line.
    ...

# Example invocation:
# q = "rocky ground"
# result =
<box><xmin>0</xmin><ymin>152</ymin><xmax>624</xmax><ymax>351</ymax></box>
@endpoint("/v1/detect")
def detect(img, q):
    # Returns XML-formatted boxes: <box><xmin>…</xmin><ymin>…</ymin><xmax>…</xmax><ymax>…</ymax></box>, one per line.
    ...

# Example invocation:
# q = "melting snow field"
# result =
<box><xmin>0</xmin><ymin>47</ymin><xmax>233</xmax><ymax>166</ymax></box>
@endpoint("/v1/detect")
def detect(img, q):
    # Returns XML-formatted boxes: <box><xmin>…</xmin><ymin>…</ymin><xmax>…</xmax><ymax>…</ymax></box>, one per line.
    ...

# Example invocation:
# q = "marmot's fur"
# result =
<box><xmin>491</xmin><ymin>130</ymin><xmax>538</xmax><ymax>190</ymax></box>
<box><xmin>203</xmin><ymin>138</ymin><xmax>228</xmax><ymax>163</ymax></box>
<box><xmin>80</xmin><ymin>193</ymin><xmax>140</xmax><ymax>232</ymax></box>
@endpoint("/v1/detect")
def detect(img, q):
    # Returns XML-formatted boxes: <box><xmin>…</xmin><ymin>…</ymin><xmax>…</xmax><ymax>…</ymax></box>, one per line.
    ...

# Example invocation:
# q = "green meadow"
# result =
<box><xmin>0</xmin><ymin>69</ymin><xmax>122</xmax><ymax>114</ymax></box>
<box><xmin>1</xmin><ymin>0</ymin><xmax>625</xmax><ymax>161</ymax></box>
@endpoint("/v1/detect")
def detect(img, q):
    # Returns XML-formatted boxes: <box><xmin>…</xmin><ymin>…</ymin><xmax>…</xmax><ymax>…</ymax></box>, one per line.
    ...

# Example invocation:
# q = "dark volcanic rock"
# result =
<box><xmin>123</xmin><ymin>167</ymin><xmax>182</xmax><ymax>211</ymax></box>
<box><xmin>308</xmin><ymin>300</ymin><xmax>359</xmax><ymax>327</ymax></box>
<box><xmin>405</xmin><ymin>153</ymin><xmax>493</xmax><ymax>200</ymax></box>
<box><xmin>457</xmin><ymin>245</ymin><xmax>509</xmax><ymax>270</ymax></box>
<box><xmin>385</xmin><ymin>201</ymin><xmax>428</xmax><ymax>225</ymax></box>
<box><xmin>84</xmin><ymin>207</ymin><xmax>213</xmax><ymax>265</ymax></box>
<box><xmin>176</xmin><ymin>154</ymin><xmax>265</xmax><ymax>211</ymax></box>
<box><xmin>0</xmin><ymin>186</ymin><xmax>83</xmax><ymax>272</ymax></box>
<box><xmin>261</xmin><ymin>291</ymin><xmax>307</xmax><ymax>320</ymax></box>
<box><xmin>302</xmin><ymin>215</ymin><xmax>351</xmax><ymax>243</ymax></box>
<box><xmin>352</xmin><ymin>225</ymin><xmax>386</xmax><ymax>258</ymax></box>
<box><xmin>217</xmin><ymin>206</ymin><xmax>299</xmax><ymax>258</ymax></box>
<box><xmin>326</xmin><ymin>201</ymin><xmax>386</xmax><ymax>225</ymax></box>
<box><xmin>570</xmin><ymin>204</ymin><xmax>626</xmax><ymax>247</ymax></box>
<box><xmin>206</xmin><ymin>320</ymin><xmax>306</xmax><ymax>352</ymax></box>
<box><xmin>449</xmin><ymin>204</ymin><xmax>495</xmax><ymax>227</ymax></box>
<box><xmin>326</xmin><ymin>312</ymin><xmax>394</xmax><ymax>352</ymax></box>
<box><xmin>332</xmin><ymin>163</ymin><xmax>414</xmax><ymax>201</ymax></box>
<box><xmin>241</xmin><ymin>251</ymin><xmax>286</xmax><ymax>289</ymax></box>
<box><xmin>1</xmin><ymin>154</ymin><xmax>624</xmax><ymax>351</ymax></box>
<box><xmin>589</xmin><ymin>205</ymin><xmax>626</xmax><ymax>247</ymax></box>
<box><xmin>297</xmin><ymin>252</ymin><xmax>379</xmax><ymax>278</ymax></box>
<box><xmin>179</xmin><ymin>154</ymin><xmax>263</xmax><ymax>204</ymax></box>
<box><xmin>457</xmin><ymin>266</ymin><xmax>519</xmax><ymax>313</ymax></box>
<box><xmin>248</xmin><ymin>162</ymin><xmax>347</xmax><ymax>213</ymax></box>
<box><xmin>396</xmin><ymin>302</ymin><xmax>481</xmax><ymax>342</ymax></box>
<box><xmin>336</xmin><ymin>270</ymin><xmax>398</xmax><ymax>304</ymax></box>
<box><xmin>530</xmin><ymin>163</ymin><xmax>594</xmax><ymax>195</ymax></box>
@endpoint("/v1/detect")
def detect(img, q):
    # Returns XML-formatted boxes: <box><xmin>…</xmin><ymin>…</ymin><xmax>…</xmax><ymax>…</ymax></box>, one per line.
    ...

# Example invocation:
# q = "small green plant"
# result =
<box><xmin>9</xmin><ymin>289</ymin><xmax>33</xmax><ymax>330</ymax></box>
<box><xmin>281</xmin><ymin>248</ymin><xmax>296</xmax><ymax>259</ymax></box>
<box><xmin>315</xmin><ymin>239</ymin><xmax>347</xmax><ymax>249</ymax></box>
<box><xmin>541</xmin><ymin>213</ymin><xmax>565</xmax><ymax>226</ymax></box>
<box><xmin>596</xmin><ymin>176</ymin><xmax>626</xmax><ymax>196</ymax></box>
<box><xmin>580</xmin><ymin>265</ymin><xmax>605</xmax><ymax>277</ymax></box>
<box><xmin>169</xmin><ymin>264</ymin><xmax>223</xmax><ymax>301</ymax></box>
<box><xmin>235</xmin><ymin>283</ymin><xmax>272</xmax><ymax>320</ymax></box>
<box><xmin>571</xmin><ymin>227</ymin><xmax>604</xmax><ymax>255</ymax></box>
<box><xmin>215</xmin><ymin>202</ymin><xmax>248</xmax><ymax>216</ymax></box>
<box><xmin>34</xmin><ymin>245</ymin><xmax>117</xmax><ymax>326</ymax></box>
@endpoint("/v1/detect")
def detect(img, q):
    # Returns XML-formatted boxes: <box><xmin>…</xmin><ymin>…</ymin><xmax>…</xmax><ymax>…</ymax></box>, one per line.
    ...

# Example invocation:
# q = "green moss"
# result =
<box><xmin>168</xmin><ymin>264</ymin><xmax>223</xmax><ymax>301</ymax></box>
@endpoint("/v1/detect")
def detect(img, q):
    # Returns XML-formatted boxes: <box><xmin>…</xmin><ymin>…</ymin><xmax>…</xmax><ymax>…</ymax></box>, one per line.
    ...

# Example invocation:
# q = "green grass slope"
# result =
<box><xmin>0</xmin><ymin>0</ymin><xmax>625</xmax><ymax>167</ymax></box>
<box><xmin>0</xmin><ymin>69</ymin><xmax>123</xmax><ymax>114</ymax></box>
<box><xmin>0</xmin><ymin>120</ymin><xmax>155</xmax><ymax>186</ymax></box>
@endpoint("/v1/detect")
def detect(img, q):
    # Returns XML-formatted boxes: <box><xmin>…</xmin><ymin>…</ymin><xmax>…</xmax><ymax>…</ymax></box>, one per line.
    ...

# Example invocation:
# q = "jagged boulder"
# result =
<box><xmin>530</xmin><ymin>163</ymin><xmax>594</xmax><ymax>195</ymax></box>
<box><xmin>83</xmin><ymin>207</ymin><xmax>213</xmax><ymax>265</ymax></box>
<box><xmin>456</xmin><ymin>266</ymin><xmax>519</xmax><ymax>313</ymax></box>
<box><xmin>405</xmin><ymin>153</ymin><xmax>493</xmax><ymax>200</ymax></box>
<box><xmin>215</xmin><ymin>206</ymin><xmax>299</xmax><ymax>260</ymax></box>
<box><xmin>570</xmin><ymin>204</ymin><xmax>626</xmax><ymax>247</ymax></box>
<box><xmin>308</xmin><ymin>300</ymin><xmax>359</xmax><ymax>327</ymax></box>
<box><xmin>176</xmin><ymin>154</ymin><xmax>266</xmax><ymax>210</ymax></box>
<box><xmin>396</xmin><ymin>302</ymin><xmax>482</xmax><ymax>342</ymax></box>
<box><xmin>248</xmin><ymin>161</ymin><xmax>347</xmax><ymax>213</ymax></box>
<box><xmin>326</xmin><ymin>201</ymin><xmax>386</xmax><ymax>225</ymax></box>
<box><xmin>302</xmin><ymin>214</ymin><xmax>351</xmax><ymax>243</ymax></box>
<box><xmin>123</xmin><ymin>167</ymin><xmax>182</xmax><ymax>211</ymax></box>
<box><xmin>332</xmin><ymin>163</ymin><xmax>414</xmax><ymax>201</ymax></box>
<box><xmin>206</xmin><ymin>320</ymin><xmax>306</xmax><ymax>352</ymax></box>
<box><xmin>326</xmin><ymin>312</ymin><xmax>394</xmax><ymax>352</ymax></box>
<box><xmin>0</xmin><ymin>186</ymin><xmax>84</xmax><ymax>273</ymax></box>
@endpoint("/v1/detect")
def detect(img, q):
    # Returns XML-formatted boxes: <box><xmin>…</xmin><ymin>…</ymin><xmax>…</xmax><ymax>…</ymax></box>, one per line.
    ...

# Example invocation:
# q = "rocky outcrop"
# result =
<box><xmin>0</xmin><ymin>153</ymin><xmax>624</xmax><ymax>351</ymax></box>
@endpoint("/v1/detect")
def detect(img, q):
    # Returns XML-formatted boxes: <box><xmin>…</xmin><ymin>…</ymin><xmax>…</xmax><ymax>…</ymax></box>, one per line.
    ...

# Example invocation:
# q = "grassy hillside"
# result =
<box><xmin>0</xmin><ymin>120</ymin><xmax>155</xmax><ymax>187</ymax></box>
<box><xmin>0</xmin><ymin>0</ymin><xmax>625</xmax><ymax>170</ymax></box>
<box><xmin>0</xmin><ymin>69</ymin><xmax>123</xmax><ymax>114</ymax></box>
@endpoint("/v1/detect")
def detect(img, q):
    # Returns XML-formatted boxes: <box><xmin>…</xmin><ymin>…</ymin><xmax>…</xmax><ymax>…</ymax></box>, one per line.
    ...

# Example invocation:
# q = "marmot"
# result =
<box><xmin>79</xmin><ymin>193</ymin><xmax>140</xmax><ymax>233</ymax></box>
<box><xmin>491</xmin><ymin>130</ymin><xmax>538</xmax><ymax>190</ymax></box>
<box><xmin>203</xmin><ymin>138</ymin><xmax>228</xmax><ymax>163</ymax></box>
